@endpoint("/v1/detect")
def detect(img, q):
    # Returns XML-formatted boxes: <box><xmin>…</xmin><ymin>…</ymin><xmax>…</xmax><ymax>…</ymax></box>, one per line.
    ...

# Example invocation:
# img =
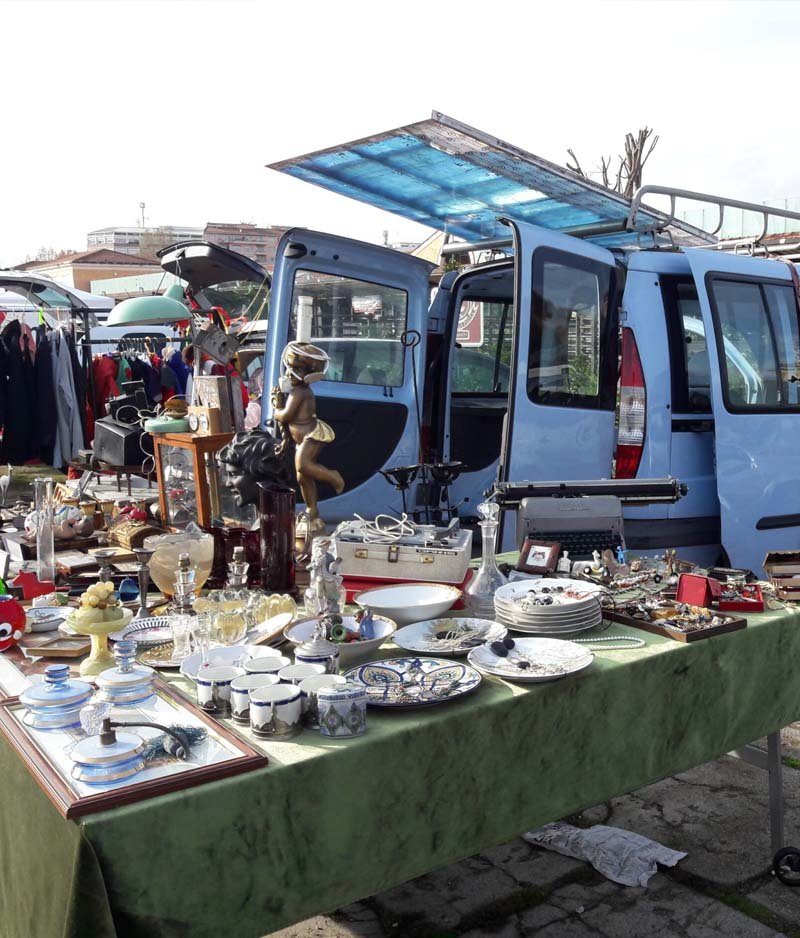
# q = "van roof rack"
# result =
<box><xmin>442</xmin><ymin>186</ymin><xmax>800</xmax><ymax>258</ymax></box>
<box><xmin>627</xmin><ymin>185</ymin><xmax>800</xmax><ymax>245</ymax></box>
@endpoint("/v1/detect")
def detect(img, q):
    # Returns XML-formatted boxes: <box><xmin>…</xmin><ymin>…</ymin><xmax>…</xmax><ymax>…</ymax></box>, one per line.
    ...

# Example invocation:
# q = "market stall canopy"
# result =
<box><xmin>268</xmin><ymin>112</ymin><xmax>712</xmax><ymax>250</ymax></box>
<box><xmin>0</xmin><ymin>270</ymin><xmax>112</xmax><ymax>321</ymax></box>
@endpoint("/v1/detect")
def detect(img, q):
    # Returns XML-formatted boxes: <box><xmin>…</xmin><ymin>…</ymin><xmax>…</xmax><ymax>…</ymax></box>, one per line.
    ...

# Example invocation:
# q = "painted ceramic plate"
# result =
<box><xmin>467</xmin><ymin>637</ymin><xmax>594</xmax><ymax>684</ymax></box>
<box><xmin>345</xmin><ymin>656</ymin><xmax>481</xmax><ymax>708</ymax></box>
<box><xmin>108</xmin><ymin>616</ymin><xmax>173</xmax><ymax>647</ymax></box>
<box><xmin>392</xmin><ymin>618</ymin><xmax>506</xmax><ymax>656</ymax></box>
<box><xmin>179</xmin><ymin>644</ymin><xmax>284</xmax><ymax>681</ymax></box>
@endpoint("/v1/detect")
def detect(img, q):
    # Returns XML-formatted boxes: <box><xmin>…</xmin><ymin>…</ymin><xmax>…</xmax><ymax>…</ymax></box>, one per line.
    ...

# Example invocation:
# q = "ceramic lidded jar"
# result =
<box><xmin>95</xmin><ymin>640</ymin><xmax>156</xmax><ymax>706</ymax></box>
<box><xmin>20</xmin><ymin>664</ymin><xmax>94</xmax><ymax>731</ymax></box>
<box><xmin>294</xmin><ymin>619</ymin><xmax>339</xmax><ymax>674</ymax></box>
<box><xmin>317</xmin><ymin>682</ymin><xmax>367</xmax><ymax>738</ymax></box>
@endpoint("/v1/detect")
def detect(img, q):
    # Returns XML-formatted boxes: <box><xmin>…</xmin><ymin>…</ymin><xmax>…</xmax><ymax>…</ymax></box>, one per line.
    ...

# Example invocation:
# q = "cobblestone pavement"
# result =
<box><xmin>268</xmin><ymin>752</ymin><xmax>800</xmax><ymax>938</ymax></box>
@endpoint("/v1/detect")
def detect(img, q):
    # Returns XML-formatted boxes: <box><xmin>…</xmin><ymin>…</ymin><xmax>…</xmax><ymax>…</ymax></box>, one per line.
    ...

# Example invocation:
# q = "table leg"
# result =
<box><xmin>767</xmin><ymin>732</ymin><xmax>785</xmax><ymax>854</ymax></box>
<box><xmin>731</xmin><ymin>733</ymin><xmax>784</xmax><ymax>854</ymax></box>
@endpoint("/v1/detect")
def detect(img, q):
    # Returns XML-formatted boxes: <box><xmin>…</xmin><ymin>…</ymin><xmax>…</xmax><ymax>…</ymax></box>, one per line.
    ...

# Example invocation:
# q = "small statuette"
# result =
<box><xmin>304</xmin><ymin>538</ymin><xmax>343</xmax><ymax>616</ymax></box>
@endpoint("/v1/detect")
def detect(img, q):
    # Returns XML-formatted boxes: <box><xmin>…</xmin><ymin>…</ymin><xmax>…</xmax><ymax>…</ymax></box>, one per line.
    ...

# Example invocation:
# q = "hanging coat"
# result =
<box><xmin>2</xmin><ymin>319</ymin><xmax>37</xmax><ymax>464</ymax></box>
<box><xmin>50</xmin><ymin>331</ymin><xmax>84</xmax><ymax>468</ymax></box>
<box><xmin>34</xmin><ymin>327</ymin><xmax>57</xmax><ymax>464</ymax></box>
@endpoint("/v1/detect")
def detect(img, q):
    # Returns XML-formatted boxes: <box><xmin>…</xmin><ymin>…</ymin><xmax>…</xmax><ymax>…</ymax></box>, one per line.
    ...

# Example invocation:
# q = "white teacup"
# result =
<box><xmin>298</xmin><ymin>674</ymin><xmax>347</xmax><ymax>727</ymax></box>
<box><xmin>244</xmin><ymin>655</ymin><xmax>291</xmax><ymax>676</ymax></box>
<box><xmin>230</xmin><ymin>673</ymin><xmax>280</xmax><ymax>723</ymax></box>
<box><xmin>278</xmin><ymin>663</ymin><xmax>326</xmax><ymax>684</ymax></box>
<box><xmin>249</xmin><ymin>684</ymin><xmax>302</xmax><ymax>739</ymax></box>
<box><xmin>196</xmin><ymin>665</ymin><xmax>242</xmax><ymax>714</ymax></box>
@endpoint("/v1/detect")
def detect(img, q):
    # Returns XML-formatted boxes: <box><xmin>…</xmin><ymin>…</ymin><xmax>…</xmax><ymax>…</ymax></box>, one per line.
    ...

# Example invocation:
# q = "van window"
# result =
<box><xmin>661</xmin><ymin>277</ymin><xmax>713</xmax><ymax>413</ymax></box>
<box><xmin>289</xmin><ymin>270</ymin><xmax>408</xmax><ymax>387</ymax></box>
<box><xmin>709</xmin><ymin>278</ymin><xmax>800</xmax><ymax>411</ymax></box>
<box><xmin>528</xmin><ymin>249</ymin><xmax>615</xmax><ymax>410</ymax></box>
<box><xmin>452</xmin><ymin>300</ymin><xmax>512</xmax><ymax>393</ymax></box>
<box><xmin>197</xmin><ymin>279</ymin><xmax>270</xmax><ymax>322</ymax></box>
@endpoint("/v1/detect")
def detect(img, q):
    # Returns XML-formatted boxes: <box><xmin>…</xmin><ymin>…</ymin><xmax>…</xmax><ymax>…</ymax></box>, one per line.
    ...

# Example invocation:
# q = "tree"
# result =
<box><xmin>27</xmin><ymin>246</ymin><xmax>77</xmax><ymax>262</ymax></box>
<box><xmin>137</xmin><ymin>226</ymin><xmax>178</xmax><ymax>260</ymax></box>
<box><xmin>566</xmin><ymin>128</ymin><xmax>660</xmax><ymax>198</ymax></box>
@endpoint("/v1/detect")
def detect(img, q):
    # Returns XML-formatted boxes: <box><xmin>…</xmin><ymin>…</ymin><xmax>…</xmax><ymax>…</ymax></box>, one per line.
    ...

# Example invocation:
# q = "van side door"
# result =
<box><xmin>684</xmin><ymin>249</ymin><xmax>800</xmax><ymax>573</ymax></box>
<box><xmin>263</xmin><ymin>229</ymin><xmax>434</xmax><ymax>521</ymax></box>
<box><xmin>499</xmin><ymin>220</ymin><xmax>619</xmax><ymax>543</ymax></box>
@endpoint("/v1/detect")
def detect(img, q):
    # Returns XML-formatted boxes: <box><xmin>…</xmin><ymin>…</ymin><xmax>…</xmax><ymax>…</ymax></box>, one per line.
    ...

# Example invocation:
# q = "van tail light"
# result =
<box><xmin>615</xmin><ymin>327</ymin><xmax>646</xmax><ymax>479</ymax></box>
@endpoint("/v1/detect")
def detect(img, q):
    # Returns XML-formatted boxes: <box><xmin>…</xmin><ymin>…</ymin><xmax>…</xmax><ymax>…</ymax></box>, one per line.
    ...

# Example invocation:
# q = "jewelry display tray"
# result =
<box><xmin>604</xmin><ymin>609</ymin><xmax>747</xmax><ymax>643</ymax></box>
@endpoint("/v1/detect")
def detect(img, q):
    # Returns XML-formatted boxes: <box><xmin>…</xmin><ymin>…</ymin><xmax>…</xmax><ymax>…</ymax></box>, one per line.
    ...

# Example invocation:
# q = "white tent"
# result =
<box><xmin>0</xmin><ymin>270</ymin><xmax>114</xmax><ymax>325</ymax></box>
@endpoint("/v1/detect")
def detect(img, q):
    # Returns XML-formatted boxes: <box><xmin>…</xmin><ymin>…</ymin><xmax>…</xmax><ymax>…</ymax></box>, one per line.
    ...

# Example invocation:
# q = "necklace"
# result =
<box><xmin>572</xmin><ymin>635</ymin><xmax>646</xmax><ymax>650</ymax></box>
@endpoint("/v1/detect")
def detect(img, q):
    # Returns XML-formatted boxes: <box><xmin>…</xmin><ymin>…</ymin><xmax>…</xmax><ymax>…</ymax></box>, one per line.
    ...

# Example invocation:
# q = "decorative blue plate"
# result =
<box><xmin>344</xmin><ymin>656</ymin><xmax>482</xmax><ymax>709</ymax></box>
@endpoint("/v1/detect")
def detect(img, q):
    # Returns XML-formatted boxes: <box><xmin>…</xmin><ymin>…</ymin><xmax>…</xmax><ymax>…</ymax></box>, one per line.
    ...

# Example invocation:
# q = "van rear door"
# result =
<box><xmin>499</xmin><ymin>220</ymin><xmax>619</xmax><ymax>546</ymax></box>
<box><xmin>684</xmin><ymin>250</ymin><xmax>800</xmax><ymax>573</ymax></box>
<box><xmin>264</xmin><ymin>229</ymin><xmax>434</xmax><ymax>520</ymax></box>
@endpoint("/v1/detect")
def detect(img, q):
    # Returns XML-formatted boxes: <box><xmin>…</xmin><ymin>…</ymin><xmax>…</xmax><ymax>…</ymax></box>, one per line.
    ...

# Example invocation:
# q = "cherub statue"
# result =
<box><xmin>271</xmin><ymin>342</ymin><xmax>344</xmax><ymax>531</ymax></box>
<box><xmin>218</xmin><ymin>429</ymin><xmax>294</xmax><ymax>508</ymax></box>
<box><xmin>304</xmin><ymin>537</ymin><xmax>343</xmax><ymax>616</ymax></box>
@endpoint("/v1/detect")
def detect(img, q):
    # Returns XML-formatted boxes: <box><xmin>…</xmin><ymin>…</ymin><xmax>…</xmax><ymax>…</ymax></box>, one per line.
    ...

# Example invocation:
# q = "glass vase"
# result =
<box><xmin>33</xmin><ymin>478</ymin><xmax>55</xmax><ymax>585</ymax></box>
<box><xmin>465</xmin><ymin>501</ymin><xmax>507</xmax><ymax>618</ymax></box>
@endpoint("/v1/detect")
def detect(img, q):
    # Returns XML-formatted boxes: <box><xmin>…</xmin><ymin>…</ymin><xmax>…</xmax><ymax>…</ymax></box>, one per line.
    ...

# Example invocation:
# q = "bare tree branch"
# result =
<box><xmin>566</xmin><ymin>148</ymin><xmax>586</xmax><ymax>177</ymax></box>
<box><xmin>568</xmin><ymin>129</ymin><xmax>659</xmax><ymax>196</ymax></box>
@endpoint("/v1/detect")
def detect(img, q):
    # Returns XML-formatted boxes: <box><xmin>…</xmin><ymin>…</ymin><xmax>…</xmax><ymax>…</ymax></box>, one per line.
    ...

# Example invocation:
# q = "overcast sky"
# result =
<box><xmin>3</xmin><ymin>0</ymin><xmax>800</xmax><ymax>267</ymax></box>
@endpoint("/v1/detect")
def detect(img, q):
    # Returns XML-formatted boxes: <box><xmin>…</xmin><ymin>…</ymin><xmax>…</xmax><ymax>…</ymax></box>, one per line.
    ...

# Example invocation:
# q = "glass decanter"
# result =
<box><xmin>465</xmin><ymin>500</ymin><xmax>507</xmax><ymax>618</ymax></box>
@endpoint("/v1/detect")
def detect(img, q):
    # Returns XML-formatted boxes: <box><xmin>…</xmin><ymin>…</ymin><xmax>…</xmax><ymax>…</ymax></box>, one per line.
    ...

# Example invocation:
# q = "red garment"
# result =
<box><xmin>93</xmin><ymin>355</ymin><xmax>120</xmax><ymax>409</ymax></box>
<box><xmin>87</xmin><ymin>356</ymin><xmax>120</xmax><ymax>440</ymax></box>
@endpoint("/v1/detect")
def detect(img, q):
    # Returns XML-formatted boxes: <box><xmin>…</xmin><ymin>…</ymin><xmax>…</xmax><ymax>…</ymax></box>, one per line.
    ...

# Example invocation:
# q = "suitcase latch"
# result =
<box><xmin>388</xmin><ymin>545</ymin><xmax>399</xmax><ymax>564</ymax></box>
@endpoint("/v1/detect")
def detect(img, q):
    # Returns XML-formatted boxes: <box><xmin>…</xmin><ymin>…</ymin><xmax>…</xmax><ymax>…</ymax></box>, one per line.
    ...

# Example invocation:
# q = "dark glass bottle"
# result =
<box><xmin>258</xmin><ymin>483</ymin><xmax>296</xmax><ymax>594</ymax></box>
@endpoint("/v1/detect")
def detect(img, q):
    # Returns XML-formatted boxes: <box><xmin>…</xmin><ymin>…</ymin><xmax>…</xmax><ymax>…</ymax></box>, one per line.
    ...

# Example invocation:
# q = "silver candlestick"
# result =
<box><xmin>93</xmin><ymin>548</ymin><xmax>117</xmax><ymax>585</ymax></box>
<box><xmin>132</xmin><ymin>547</ymin><xmax>155</xmax><ymax>620</ymax></box>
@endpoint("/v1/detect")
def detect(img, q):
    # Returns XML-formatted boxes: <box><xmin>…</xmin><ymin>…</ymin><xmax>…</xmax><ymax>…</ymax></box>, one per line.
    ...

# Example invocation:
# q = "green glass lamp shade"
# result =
<box><xmin>106</xmin><ymin>294</ymin><xmax>188</xmax><ymax>326</ymax></box>
<box><xmin>164</xmin><ymin>284</ymin><xmax>186</xmax><ymax>302</ymax></box>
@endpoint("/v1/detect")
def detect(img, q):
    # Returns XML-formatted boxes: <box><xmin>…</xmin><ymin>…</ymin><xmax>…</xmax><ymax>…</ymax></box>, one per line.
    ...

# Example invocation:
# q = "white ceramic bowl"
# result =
<box><xmin>284</xmin><ymin>614</ymin><xmax>397</xmax><ymax>664</ymax></box>
<box><xmin>354</xmin><ymin>583</ymin><xmax>461</xmax><ymax>627</ymax></box>
<box><xmin>26</xmin><ymin>607</ymin><xmax>69</xmax><ymax>633</ymax></box>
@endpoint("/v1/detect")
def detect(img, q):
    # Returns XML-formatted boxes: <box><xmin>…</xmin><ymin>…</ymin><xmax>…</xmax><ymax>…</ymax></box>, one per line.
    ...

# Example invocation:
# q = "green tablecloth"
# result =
<box><xmin>3</xmin><ymin>603</ymin><xmax>800</xmax><ymax>938</ymax></box>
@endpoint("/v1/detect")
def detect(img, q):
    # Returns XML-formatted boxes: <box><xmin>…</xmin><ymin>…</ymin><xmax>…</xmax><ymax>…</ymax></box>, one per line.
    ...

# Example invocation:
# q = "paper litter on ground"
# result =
<box><xmin>523</xmin><ymin>821</ymin><xmax>686</xmax><ymax>887</ymax></box>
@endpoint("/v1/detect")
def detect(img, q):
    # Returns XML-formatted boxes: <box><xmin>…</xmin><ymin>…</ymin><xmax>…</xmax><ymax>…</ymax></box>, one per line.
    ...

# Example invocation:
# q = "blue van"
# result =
<box><xmin>260</xmin><ymin>114</ymin><xmax>800</xmax><ymax>575</ymax></box>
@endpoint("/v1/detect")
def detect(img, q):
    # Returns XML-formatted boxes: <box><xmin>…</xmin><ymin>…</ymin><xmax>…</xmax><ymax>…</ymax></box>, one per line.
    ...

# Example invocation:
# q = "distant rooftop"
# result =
<box><xmin>16</xmin><ymin>248</ymin><xmax>159</xmax><ymax>270</ymax></box>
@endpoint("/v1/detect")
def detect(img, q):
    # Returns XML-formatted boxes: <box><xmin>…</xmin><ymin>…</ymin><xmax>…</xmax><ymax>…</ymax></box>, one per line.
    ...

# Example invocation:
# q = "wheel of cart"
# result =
<box><xmin>773</xmin><ymin>847</ymin><xmax>800</xmax><ymax>886</ymax></box>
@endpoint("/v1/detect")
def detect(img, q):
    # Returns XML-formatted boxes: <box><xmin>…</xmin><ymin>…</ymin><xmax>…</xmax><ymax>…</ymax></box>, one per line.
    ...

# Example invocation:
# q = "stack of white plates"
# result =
<box><xmin>493</xmin><ymin>578</ymin><xmax>604</xmax><ymax>635</ymax></box>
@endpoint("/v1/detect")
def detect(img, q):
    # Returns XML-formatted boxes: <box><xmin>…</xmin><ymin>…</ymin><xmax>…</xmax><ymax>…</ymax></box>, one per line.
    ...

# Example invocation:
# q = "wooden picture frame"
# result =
<box><xmin>516</xmin><ymin>538</ymin><xmax>561</xmax><ymax>575</ymax></box>
<box><xmin>0</xmin><ymin>679</ymin><xmax>267</xmax><ymax>818</ymax></box>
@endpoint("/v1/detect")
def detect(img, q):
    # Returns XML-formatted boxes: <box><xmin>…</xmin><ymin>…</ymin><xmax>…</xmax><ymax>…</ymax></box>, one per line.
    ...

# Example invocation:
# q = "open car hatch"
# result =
<box><xmin>158</xmin><ymin>240</ymin><xmax>270</xmax><ymax>291</ymax></box>
<box><xmin>268</xmin><ymin>112</ymin><xmax>711</xmax><ymax>249</ymax></box>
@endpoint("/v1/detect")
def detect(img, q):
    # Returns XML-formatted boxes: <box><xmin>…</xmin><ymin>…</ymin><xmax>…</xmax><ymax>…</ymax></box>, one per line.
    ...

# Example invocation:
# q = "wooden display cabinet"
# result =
<box><xmin>152</xmin><ymin>432</ymin><xmax>233</xmax><ymax>530</ymax></box>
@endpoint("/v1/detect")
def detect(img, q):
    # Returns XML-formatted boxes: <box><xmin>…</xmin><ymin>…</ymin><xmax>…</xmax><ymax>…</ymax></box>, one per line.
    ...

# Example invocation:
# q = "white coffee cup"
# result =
<box><xmin>244</xmin><ymin>655</ymin><xmax>290</xmax><ymax>676</ymax></box>
<box><xmin>298</xmin><ymin>674</ymin><xmax>347</xmax><ymax>726</ymax></box>
<box><xmin>278</xmin><ymin>662</ymin><xmax>326</xmax><ymax>684</ymax></box>
<box><xmin>230</xmin><ymin>673</ymin><xmax>280</xmax><ymax>723</ymax></box>
<box><xmin>196</xmin><ymin>666</ymin><xmax>242</xmax><ymax>713</ymax></box>
<box><xmin>249</xmin><ymin>684</ymin><xmax>302</xmax><ymax>739</ymax></box>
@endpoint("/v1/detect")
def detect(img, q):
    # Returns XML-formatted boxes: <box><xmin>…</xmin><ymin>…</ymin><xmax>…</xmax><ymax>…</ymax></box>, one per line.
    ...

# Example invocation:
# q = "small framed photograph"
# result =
<box><xmin>517</xmin><ymin>538</ymin><xmax>561</xmax><ymax>575</ymax></box>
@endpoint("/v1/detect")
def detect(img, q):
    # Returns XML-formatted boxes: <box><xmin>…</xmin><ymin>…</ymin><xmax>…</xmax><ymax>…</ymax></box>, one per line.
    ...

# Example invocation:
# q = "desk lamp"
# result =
<box><xmin>106</xmin><ymin>293</ymin><xmax>191</xmax><ymax>432</ymax></box>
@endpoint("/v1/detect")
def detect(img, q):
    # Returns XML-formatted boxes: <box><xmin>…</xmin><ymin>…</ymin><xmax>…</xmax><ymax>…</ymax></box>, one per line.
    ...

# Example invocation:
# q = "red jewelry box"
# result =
<box><xmin>676</xmin><ymin>572</ymin><xmax>764</xmax><ymax>613</ymax></box>
<box><xmin>676</xmin><ymin>573</ymin><xmax>720</xmax><ymax>608</ymax></box>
